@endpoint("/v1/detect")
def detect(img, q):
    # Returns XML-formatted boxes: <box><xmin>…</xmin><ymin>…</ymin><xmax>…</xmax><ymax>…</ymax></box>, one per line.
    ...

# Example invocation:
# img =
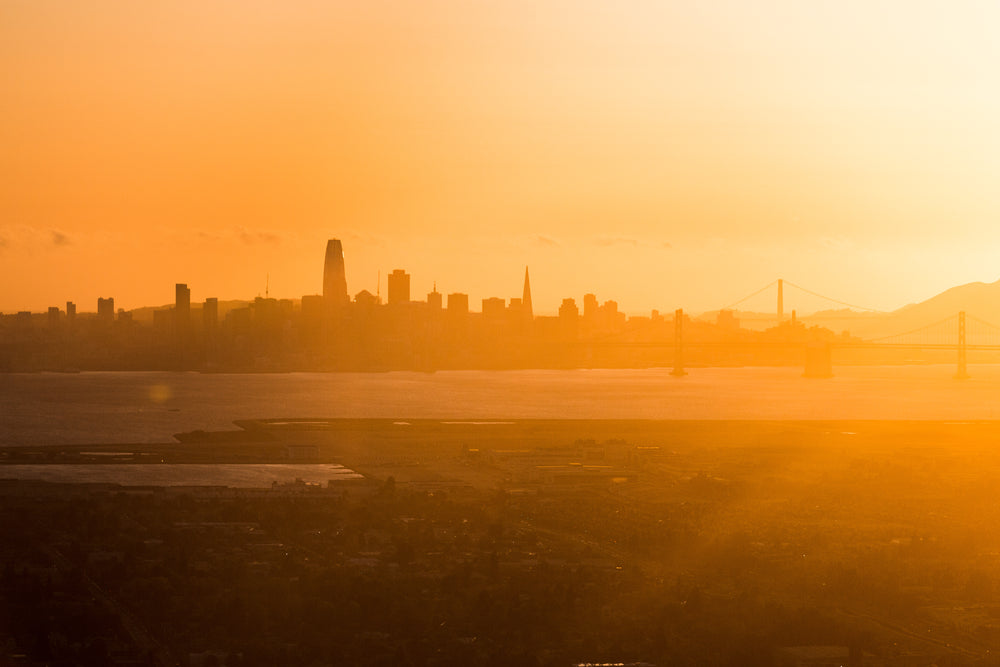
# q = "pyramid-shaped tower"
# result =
<box><xmin>522</xmin><ymin>267</ymin><xmax>533</xmax><ymax>320</ymax></box>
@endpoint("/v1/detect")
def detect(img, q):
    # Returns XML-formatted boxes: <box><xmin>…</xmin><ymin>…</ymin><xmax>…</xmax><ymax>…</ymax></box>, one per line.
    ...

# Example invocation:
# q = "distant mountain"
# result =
<box><xmin>893</xmin><ymin>279</ymin><xmax>1000</xmax><ymax>320</ymax></box>
<box><xmin>803</xmin><ymin>279</ymin><xmax>1000</xmax><ymax>340</ymax></box>
<box><xmin>697</xmin><ymin>279</ymin><xmax>1000</xmax><ymax>340</ymax></box>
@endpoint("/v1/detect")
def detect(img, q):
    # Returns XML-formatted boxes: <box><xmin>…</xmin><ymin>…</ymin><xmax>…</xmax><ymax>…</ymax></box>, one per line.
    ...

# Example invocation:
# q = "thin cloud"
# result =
<box><xmin>194</xmin><ymin>227</ymin><xmax>284</xmax><ymax>245</ymax></box>
<box><xmin>0</xmin><ymin>225</ymin><xmax>75</xmax><ymax>254</ymax></box>
<box><xmin>534</xmin><ymin>235</ymin><xmax>560</xmax><ymax>247</ymax></box>
<box><xmin>595</xmin><ymin>236</ymin><xmax>639</xmax><ymax>247</ymax></box>
<box><xmin>237</xmin><ymin>227</ymin><xmax>281</xmax><ymax>245</ymax></box>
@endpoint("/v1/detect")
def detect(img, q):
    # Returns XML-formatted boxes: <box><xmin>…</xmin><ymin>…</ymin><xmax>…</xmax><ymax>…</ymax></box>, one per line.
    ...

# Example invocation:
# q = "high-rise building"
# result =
<box><xmin>47</xmin><ymin>306</ymin><xmax>60</xmax><ymax>328</ymax></box>
<box><xmin>601</xmin><ymin>300</ymin><xmax>625</xmax><ymax>332</ymax></box>
<box><xmin>97</xmin><ymin>297</ymin><xmax>115</xmax><ymax>322</ymax></box>
<box><xmin>300</xmin><ymin>295</ymin><xmax>325</xmax><ymax>337</ymax></box>
<box><xmin>559</xmin><ymin>298</ymin><xmax>579</xmax><ymax>339</ymax></box>
<box><xmin>323</xmin><ymin>239</ymin><xmax>348</xmax><ymax>306</ymax></box>
<box><xmin>559</xmin><ymin>298</ymin><xmax>579</xmax><ymax>320</ymax></box>
<box><xmin>66</xmin><ymin>301</ymin><xmax>76</xmax><ymax>326</ymax></box>
<box><xmin>427</xmin><ymin>283</ymin><xmax>443</xmax><ymax>310</ymax></box>
<box><xmin>522</xmin><ymin>267</ymin><xmax>533</xmax><ymax>320</ymax></box>
<box><xmin>388</xmin><ymin>269</ymin><xmax>410</xmax><ymax>305</ymax></box>
<box><xmin>482</xmin><ymin>297</ymin><xmax>505</xmax><ymax>320</ymax></box>
<box><xmin>203</xmin><ymin>297</ymin><xmax>218</xmax><ymax>330</ymax></box>
<box><xmin>507</xmin><ymin>297</ymin><xmax>527</xmax><ymax>331</ymax></box>
<box><xmin>447</xmin><ymin>293</ymin><xmax>469</xmax><ymax>316</ymax></box>
<box><xmin>175</xmin><ymin>283</ymin><xmax>191</xmax><ymax>328</ymax></box>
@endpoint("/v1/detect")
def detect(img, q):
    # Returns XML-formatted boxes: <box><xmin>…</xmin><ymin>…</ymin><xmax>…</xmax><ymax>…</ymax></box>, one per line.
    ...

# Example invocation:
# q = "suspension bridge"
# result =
<box><xmin>585</xmin><ymin>279</ymin><xmax>1000</xmax><ymax>379</ymax></box>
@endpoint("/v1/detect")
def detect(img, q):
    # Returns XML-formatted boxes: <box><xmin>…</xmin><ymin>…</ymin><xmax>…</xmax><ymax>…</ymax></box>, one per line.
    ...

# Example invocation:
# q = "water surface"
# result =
<box><xmin>2</xmin><ymin>366</ymin><xmax>998</xmax><ymax>445</ymax></box>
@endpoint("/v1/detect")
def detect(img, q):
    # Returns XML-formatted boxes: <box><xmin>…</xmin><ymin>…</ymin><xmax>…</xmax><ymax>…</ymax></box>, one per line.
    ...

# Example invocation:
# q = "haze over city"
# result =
<box><xmin>10</xmin><ymin>3</ymin><xmax>1000</xmax><ymax>666</ymax></box>
<box><xmin>5</xmin><ymin>2</ymin><xmax>1000</xmax><ymax>313</ymax></box>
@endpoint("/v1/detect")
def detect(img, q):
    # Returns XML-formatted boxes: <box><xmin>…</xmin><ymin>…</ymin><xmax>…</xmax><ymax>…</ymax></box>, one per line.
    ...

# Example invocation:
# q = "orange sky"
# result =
<box><xmin>3</xmin><ymin>1</ymin><xmax>1000</xmax><ymax>314</ymax></box>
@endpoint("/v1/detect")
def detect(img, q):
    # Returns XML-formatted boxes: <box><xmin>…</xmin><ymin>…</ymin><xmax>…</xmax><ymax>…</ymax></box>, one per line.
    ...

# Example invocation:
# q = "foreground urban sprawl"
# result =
<box><xmin>2</xmin><ymin>420</ymin><xmax>1000</xmax><ymax>665</ymax></box>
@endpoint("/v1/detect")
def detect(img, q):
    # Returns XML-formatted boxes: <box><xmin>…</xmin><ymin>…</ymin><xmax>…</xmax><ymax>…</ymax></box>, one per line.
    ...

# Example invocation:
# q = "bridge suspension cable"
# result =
<box><xmin>720</xmin><ymin>279</ymin><xmax>888</xmax><ymax>314</ymax></box>
<box><xmin>721</xmin><ymin>280</ymin><xmax>779</xmax><ymax>311</ymax></box>
<box><xmin>965</xmin><ymin>314</ymin><xmax>1000</xmax><ymax>345</ymax></box>
<box><xmin>781</xmin><ymin>280</ymin><xmax>888</xmax><ymax>314</ymax></box>
<box><xmin>966</xmin><ymin>314</ymin><xmax>1000</xmax><ymax>333</ymax></box>
<box><xmin>868</xmin><ymin>314</ymin><xmax>957</xmax><ymax>344</ymax></box>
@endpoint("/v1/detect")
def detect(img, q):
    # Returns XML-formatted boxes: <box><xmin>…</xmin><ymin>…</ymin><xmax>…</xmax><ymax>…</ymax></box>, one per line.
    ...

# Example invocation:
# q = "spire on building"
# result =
<box><xmin>522</xmin><ymin>267</ymin><xmax>533</xmax><ymax>320</ymax></box>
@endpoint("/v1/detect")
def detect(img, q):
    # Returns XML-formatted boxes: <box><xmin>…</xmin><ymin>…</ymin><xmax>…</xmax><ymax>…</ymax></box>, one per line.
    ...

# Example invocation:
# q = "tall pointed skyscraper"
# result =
<box><xmin>323</xmin><ymin>239</ymin><xmax>348</xmax><ymax>306</ymax></box>
<box><xmin>522</xmin><ymin>267</ymin><xmax>533</xmax><ymax>320</ymax></box>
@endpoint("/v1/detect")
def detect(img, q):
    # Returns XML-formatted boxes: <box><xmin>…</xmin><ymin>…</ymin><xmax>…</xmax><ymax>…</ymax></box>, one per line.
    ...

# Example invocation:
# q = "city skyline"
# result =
<box><xmin>3</xmin><ymin>229</ymin><xmax>1000</xmax><ymax>316</ymax></box>
<box><xmin>5</xmin><ymin>4</ymin><xmax>1000</xmax><ymax>662</ymax></box>
<box><xmin>6</xmin><ymin>232</ymin><xmax>1000</xmax><ymax>320</ymax></box>
<box><xmin>6</xmin><ymin>238</ymin><xmax>1000</xmax><ymax>321</ymax></box>
<box><xmin>5</xmin><ymin>3</ymin><xmax>1000</xmax><ymax>314</ymax></box>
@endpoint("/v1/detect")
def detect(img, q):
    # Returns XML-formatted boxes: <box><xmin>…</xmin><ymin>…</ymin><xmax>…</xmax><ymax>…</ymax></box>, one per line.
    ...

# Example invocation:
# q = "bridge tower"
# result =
<box><xmin>956</xmin><ymin>311</ymin><xmax>969</xmax><ymax>380</ymax></box>
<box><xmin>777</xmin><ymin>279</ymin><xmax>784</xmax><ymax>321</ymax></box>
<box><xmin>671</xmin><ymin>308</ymin><xmax>687</xmax><ymax>376</ymax></box>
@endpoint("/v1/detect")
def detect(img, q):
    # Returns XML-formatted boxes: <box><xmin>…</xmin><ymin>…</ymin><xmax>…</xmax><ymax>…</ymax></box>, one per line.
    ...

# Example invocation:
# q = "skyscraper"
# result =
<box><xmin>559</xmin><ymin>298</ymin><xmax>579</xmax><ymax>340</ymax></box>
<box><xmin>175</xmin><ymin>283</ymin><xmax>191</xmax><ymax>328</ymax></box>
<box><xmin>427</xmin><ymin>283</ymin><xmax>442</xmax><ymax>310</ymax></box>
<box><xmin>522</xmin><ymin>267</ymin><xmax>533</xmax><ymax>320</ymax></box>
<box><xmin>388</xmin><ymin>269</ymin><xmax>410</xmax><ymax>305</ymax></box>
<box><xmin>447</xmin><ymin>293</ymin><xmax>469</xmax><ymax>316</ymax></box>
<box><xmin>97</xmin><ymin>297</ymin><xmax>115</xmax><ymax>322</ymax></box>
<box><xmin>481</xmin><ymin>297</ymin><xmax>505</xmax><ymax>320</ymax></box>
<box><xmin>323</xmin><ymin>239</ymin><xmax>348</xmax><ymax>306</ymax></box>
<box><xmin>203</xmin><ymin>297</ymin><xmax>218</xmax><ymax>330</ymax></box>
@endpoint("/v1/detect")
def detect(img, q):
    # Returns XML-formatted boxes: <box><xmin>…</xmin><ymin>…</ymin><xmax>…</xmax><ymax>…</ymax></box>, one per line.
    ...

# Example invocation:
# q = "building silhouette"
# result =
<box><xmin>482</xmin><ymin>297</ymin><xmax>506</xmax><ymax>321</ymax></box>
<box><xmin>559</xmin><ymin>298</ymin><xmax>579</xmax><ymax>340</ymax></box>
<box><xmin>447</xmin><ymin>293</ymin><xmax>469</xmax><ymax>316</ymax></box>
<box><xmin>0</xmin><ymin>237</ymin><xmax>865</xmax><ymax>373</ymax></box>
<box><xmin>175</xmin><ymin>284</ymin><xmax>191</xmax><ymax>329</ymax></box>
<box><xmin>522</xmin><ymin>267</ymin><xmax>533</xmax><ymax>320</ymax></box>
<box><xmin>203</xmin><ymin>297</ymin><xmax>218</xmax><ymax>330</ymax></box>
<box><xmin>354</xmin><ymin>290</ymin><xmax>379</xmax><ymax>308</ymax></box>
<box><xmin>97</xmin><ymin>297</ymin><xmax>115</xmax><ymax>322</ymax></box>
<box><xmin>322</xmin><ymin>239</ymin><xmax>348</xmax><ymax>306</ymax></box>
<box><xmin>427</xmin><ymin>284</ymin><xmax>442</xmax><ymax>310</ymax></box>
<box><xmin>583</xmin><ymin>293</ymin><xmax>598</xmax><ymax>321</ymax></box>
<box><xmin>388</xmin><ymin>269</ymin><xmax>410</xmax><ymax>305</ymax></box>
